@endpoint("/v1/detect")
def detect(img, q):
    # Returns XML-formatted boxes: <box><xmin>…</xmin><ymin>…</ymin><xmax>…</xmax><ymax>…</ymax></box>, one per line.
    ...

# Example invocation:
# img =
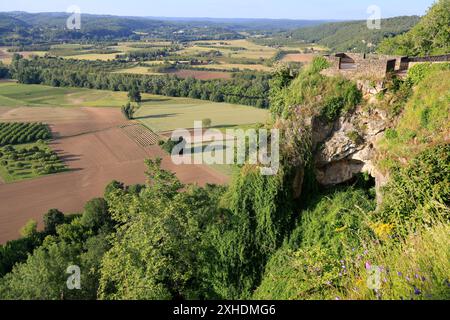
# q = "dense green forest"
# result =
<box><xmin>8</xmin><ymin>55</ymin><xmax>271</xmax><ymax>108</ymax></box>
<box><xmin>255</xmin><ymin>16</ymin><xmax>420</xmax><ymax>53</ymax></box>
<box><xmin>378</xmin><ymin>0</ymin><xmax>450</xmax><ymax>56</ymax></box>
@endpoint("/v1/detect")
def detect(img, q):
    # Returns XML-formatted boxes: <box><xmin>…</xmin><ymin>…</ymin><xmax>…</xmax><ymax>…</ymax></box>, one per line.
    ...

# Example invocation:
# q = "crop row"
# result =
<box><xmin>0</xmin><ymin>122</ymin><xmax>52</xmax><ymax>146</ymax></box>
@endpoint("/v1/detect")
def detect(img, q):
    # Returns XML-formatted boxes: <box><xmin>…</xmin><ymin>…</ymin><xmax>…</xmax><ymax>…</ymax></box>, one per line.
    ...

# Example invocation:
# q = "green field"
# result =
<box><xmin>0</xmin><ymin>84</ymin><xmax>269</xmax><ymax>131</ymax></box>
<box><xmin>0</xmin><ymin>82</ymin><xmax>130</xmax><ymax>108</ymax></box>
<box><xmin>134</xmin><ymin>97</ymin><xmax>269</xmax><ymax>132</ymax></box>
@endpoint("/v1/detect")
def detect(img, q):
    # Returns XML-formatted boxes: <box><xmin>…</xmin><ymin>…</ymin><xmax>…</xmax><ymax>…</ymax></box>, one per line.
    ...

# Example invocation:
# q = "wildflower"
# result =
<box><xmin>335</xmin><ymin>297</ymin><xmax>341</xmax><ymax>300</ymax></box>
<box><xmin>421</xmin><ymin>276</ymin><xmax>426</xmax><ymax>282</ymax></box>
<box><xmin>414</xmin><ymin>287</ymin><xmax>422</xmax><ymax>295</ymax></box>
<box><xmin>397</xmin><ymin>271</ymin><xmax>403</xmax><ymax>277</ymax></box>
<box><xmin>365</xmin><ymin>262</ymin><xmax>371</xmax><ymax>270</ymax></box>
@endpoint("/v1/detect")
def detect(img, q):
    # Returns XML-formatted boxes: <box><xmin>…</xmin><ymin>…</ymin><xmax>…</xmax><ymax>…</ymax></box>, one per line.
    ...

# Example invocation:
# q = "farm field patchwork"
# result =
<box><xmin>113</xmin><ymin>66</ymin><xmax>163</xmax><ymax>75</ymax></box>
<box><xmin>0</xmin><ymin>47</ymin><xmax>47</xmax><ymax>65</ymax></box>
<box><xmin>62</xmin><ymin>53</ymin><xmax>119</xmax><ymax>61</ymax></box>
<box><xmin>0</xmin><ymin>83</ymin><xmax>270</xmax><ymax>241</ymax></box>
<box><xmin>192</xmin><ymin>63</ymin><xmax>273</xmax><ymax>72</ymax></box>
<box><xmin>0</xmin><ymin>103</ymin><xmax>229</xmax><ymax>243</ymax></box>
<box><xmin>189</xmin><ymin>39</ymin><xmax>278</xmax><ymax>60</ymax></box>
<box><xmin>0</xmin><ymin>83</ymin><xmax>270</xmax><ymax>133</ymax></box>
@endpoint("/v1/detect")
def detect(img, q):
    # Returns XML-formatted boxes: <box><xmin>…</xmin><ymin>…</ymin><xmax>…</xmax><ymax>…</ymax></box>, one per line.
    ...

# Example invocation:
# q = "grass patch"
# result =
<box><xmin>0</xmin><ymin>83</ymin><xmax>130</xmax><ymax>108</ymax></box>
<box><xmin>377</xmin><ymin>69</ymin><xmax>450</xmax><ymax>170</ymax></box>
<box><xmin>134</xmin><ymin>97</ymin><xmax>269</xmax><ymax>132</ymax></box>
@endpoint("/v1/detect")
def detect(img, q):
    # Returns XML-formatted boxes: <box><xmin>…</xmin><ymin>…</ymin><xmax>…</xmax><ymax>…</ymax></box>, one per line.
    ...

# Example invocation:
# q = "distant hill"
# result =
<box><xmin>271</xmin><ymin>16</ymin><xmax>420</xmax><ymax>52</ymax></box>
<box><xmin>378</xmin><ymin>0</ymin><xmax>450</xmax><ymax>56</ymax></box>
<box><xmin>151</xmin><ymin>17</ymin><xmax>332</xmax><ymax>33</ymax></box>
<box><xmin>0</xmin><ymin>12</ymin><xmax>332</xmax><ymax>45</ymax></box>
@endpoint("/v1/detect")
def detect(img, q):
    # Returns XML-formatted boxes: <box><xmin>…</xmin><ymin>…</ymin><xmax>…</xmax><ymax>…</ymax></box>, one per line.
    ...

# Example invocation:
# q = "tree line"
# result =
<box><xmin>9</xmin><ymin>56</ymin><xmax>270</xmax><ymax>108</ymax></box>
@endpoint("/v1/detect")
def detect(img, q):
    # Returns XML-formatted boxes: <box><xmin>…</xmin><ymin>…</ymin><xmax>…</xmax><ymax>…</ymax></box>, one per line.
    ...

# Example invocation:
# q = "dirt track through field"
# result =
<box><xmin>0</xmin><ymin>106</ymin><xmax>229</xmax><ymax>244</ymax></box>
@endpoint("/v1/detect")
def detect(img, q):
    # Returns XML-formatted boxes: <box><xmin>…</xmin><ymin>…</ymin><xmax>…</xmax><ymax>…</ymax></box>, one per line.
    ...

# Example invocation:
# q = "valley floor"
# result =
<box><xmin>0</xmin><ymin>106</ymin><xmax>228</xmax><ymax>243</ymax></box>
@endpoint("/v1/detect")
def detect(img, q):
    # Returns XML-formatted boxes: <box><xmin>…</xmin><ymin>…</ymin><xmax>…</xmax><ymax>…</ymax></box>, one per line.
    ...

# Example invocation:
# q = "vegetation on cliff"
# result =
<box><xmin>378</xmin><ymin>0</ymin><xmax>450</xmax><ymax>56</ymax></box>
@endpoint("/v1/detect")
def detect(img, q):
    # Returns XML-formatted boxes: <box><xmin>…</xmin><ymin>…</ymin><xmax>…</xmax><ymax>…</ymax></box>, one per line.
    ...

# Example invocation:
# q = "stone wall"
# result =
<box><xmin>408</xmin><ymin>54</ymin><xmax>450</xmax><ymax>63</ymax></box>
<box><xmin>323</xmin><ymin>53</ymin><xmax>402</xmax><ymax>80</ymax></box>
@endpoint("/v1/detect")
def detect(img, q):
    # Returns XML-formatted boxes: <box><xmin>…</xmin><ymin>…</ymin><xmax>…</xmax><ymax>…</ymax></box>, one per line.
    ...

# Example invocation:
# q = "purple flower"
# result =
<box><xmin>397</xmin><ymin>271</ymin><xmax>403</xmax><ymax>277</ymax></box>
<box><xmin>365</xmin><ymin>262</ymin><xmax>371</xmax><ymax>270</ymax></box>
<box><xmin>414</xmin><ymin>287</ymin><xmax>422</xmax><ymax>295</ymax></box>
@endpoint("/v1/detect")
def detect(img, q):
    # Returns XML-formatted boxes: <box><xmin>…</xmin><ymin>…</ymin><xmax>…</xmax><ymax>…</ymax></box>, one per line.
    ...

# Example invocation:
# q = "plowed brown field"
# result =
<box><xmin>0</xmin><ymin>106</ymin><xmax>228</xmax><ymax>243</ymax></box>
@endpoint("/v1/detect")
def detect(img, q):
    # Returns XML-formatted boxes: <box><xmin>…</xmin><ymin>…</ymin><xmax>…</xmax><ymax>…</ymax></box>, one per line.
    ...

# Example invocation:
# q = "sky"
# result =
<box><xmin>0</xmin><ymin>0</ymin><xmax>436</xmax><ymax>20</ymax></box>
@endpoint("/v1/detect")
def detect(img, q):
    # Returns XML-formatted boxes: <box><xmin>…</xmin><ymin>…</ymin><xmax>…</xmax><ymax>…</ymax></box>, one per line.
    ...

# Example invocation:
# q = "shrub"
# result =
<box><xmin>202</xmin><ymin>118</ymin><xmax>212</xmax><ymax>128</ymax></box>
<box><xmin>321</xmin><ymin>97</ymin><xmax>345</xmax><ymax>122</ymax></box>
<box><xmin>385</xmin><ymin>128</ymin><xmax>398</xmax><ymax>140</ymax></box>
<box><xmin>20</xmin><ymin>220</ymin><xmax>38</xmax><ymax>238</ymax></box>
<box><xmin>377</xmin><ymin>144</ymin><xmax>450</xmax><ymax>232</ymax></box>
<box><xmin>43</xmin><ymin>209</ymin><xmax>65</xmax><ymax>235</ymax></box>
<box><xmin>254</xmin><ymin>246</ymin><xmax>342</xmax><ymax>300</ymax></box>
<box><xmin>310</xmin><ymin>56</ymin><xmax>330</xmax><ymax>73</ymax></box>
<box><xmin>80</xmin><ymin>198</ymin><xmax>111</xmax><ymax>231</ymax></box>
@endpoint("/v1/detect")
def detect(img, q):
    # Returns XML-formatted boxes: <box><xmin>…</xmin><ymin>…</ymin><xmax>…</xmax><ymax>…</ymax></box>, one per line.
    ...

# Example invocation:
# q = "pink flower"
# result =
<box><xmin>365</xmin><ymin>262</ymin><xmax>371</xmax><ymax>270</ymax></box>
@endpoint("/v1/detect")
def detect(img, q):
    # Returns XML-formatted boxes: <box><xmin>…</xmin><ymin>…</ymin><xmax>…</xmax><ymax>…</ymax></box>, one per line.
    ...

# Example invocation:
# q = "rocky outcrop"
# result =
<box><xmin>312</xmin><ymin>106</ymin><xmax>390</xmax><ymax>202</ymax></box>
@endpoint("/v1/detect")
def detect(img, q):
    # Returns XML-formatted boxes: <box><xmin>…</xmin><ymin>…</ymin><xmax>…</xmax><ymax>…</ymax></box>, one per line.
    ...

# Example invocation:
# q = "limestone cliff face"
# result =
<box><xmin>311</xmin><ymin>105</ymin><xmax>390</xmax><ymax>202</ymax></box>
